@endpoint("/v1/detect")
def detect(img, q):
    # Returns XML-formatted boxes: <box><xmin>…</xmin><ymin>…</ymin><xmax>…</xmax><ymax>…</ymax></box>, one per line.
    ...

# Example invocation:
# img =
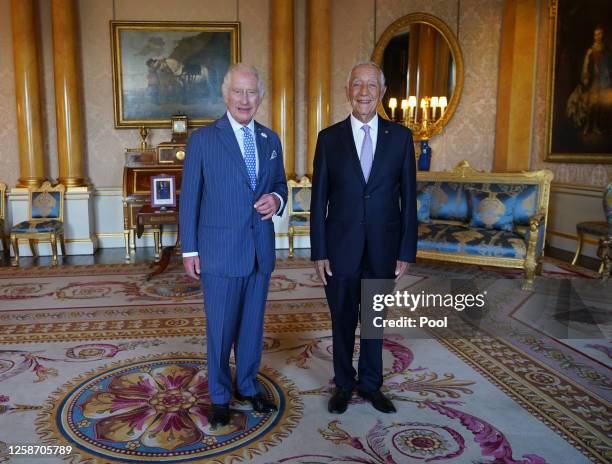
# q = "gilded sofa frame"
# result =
<box><xmin>417</xmin><ymin>161</ymin><xmax>554</xmax><ymax>290</ymax></box>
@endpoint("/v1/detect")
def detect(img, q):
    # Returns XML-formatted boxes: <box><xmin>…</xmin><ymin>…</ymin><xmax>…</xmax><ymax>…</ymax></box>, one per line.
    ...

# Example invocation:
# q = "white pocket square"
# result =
<box><xmin>270</xmin><ymin>150</ymin><xmax>278</xmax><ymax>160</ymax></box>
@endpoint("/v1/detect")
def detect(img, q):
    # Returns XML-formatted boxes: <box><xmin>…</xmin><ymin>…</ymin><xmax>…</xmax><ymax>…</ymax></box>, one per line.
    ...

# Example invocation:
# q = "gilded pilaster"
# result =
<box><xmin>306</xmin><ymin>0</ymin><xmax>331</xmax><ymax>176</ymax></box>
<box><xmin>51</xmin><ymin>0</ymin><xmax>87</xmax><ymax>187</ymax></box>
<box><xmin>271</xmin><ymin>0</ymin><xmax>296</xmax><ymax>179</ymax></box>
<box><xmin>10</xmin><ymin>0</ymin><xmax>46</xmax><ymax>188</ymax></box>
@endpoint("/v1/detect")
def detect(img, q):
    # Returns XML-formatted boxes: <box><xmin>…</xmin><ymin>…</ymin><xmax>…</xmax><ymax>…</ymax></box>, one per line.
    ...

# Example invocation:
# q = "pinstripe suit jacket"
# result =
<box><xmin>179</xmin><ymin>114</ymin><xmax>288</xmax><ymax>277</ymax></box>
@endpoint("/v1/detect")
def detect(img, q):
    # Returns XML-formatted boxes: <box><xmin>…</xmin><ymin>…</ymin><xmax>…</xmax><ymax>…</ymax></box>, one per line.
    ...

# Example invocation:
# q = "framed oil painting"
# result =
<box><xmin>545</xmin><ymin>0</ymin><xmax>612</xmax><ymax>163</ymax></box>
<box><xmin>111</xmin><ymin>21</ymin><xmax>240</xmax><ymax>128</ymax></box>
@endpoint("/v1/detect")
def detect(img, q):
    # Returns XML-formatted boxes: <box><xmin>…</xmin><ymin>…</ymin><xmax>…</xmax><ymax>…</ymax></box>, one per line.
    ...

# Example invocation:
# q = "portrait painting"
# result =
<box><xmin>151</xmin><ymin>175</ymin><xmax>176</xmax><ymax>208</ymax></box>
<box><xmin>111</xmin><ymin>21</ymin><xmax>241</xmax><ymax>128</ymax></box>
<box><xmin>546</xmin><ymin>0</ymin><xmax>612</xmax><ymax>163</ymax></box>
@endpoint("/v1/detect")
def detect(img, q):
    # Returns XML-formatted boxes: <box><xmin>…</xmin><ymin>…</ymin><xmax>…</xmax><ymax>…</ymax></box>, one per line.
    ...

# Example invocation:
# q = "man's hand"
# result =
<box><xmin>183</xmin><ymin>256</ymin><xmax>201</xmax><ymax>280</ymax></box>
<box><xmin>254</xmin><ymin>194</ymin><xmax>280</xmax><ymax>220</ymax></box>
<box><xmin>395</xmin><ymin>260</ymin><xmax>409</xmax><ymax>282</ymax></box>
<box><xmin>314</xmin><ymin>259</ymin><xmax>333</xmax><ymax>285</ymax></box>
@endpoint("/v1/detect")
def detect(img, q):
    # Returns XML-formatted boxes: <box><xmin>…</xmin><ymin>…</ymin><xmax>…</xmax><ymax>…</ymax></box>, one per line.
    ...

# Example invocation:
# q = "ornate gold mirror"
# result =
<box><xmin>372</xmin><ymin>13</ymin><xmax>464</xmax><ymax>141</ymax></box>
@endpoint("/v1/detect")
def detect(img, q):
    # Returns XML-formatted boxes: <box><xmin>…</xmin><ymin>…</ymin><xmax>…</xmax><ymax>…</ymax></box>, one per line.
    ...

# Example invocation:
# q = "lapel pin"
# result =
<box><xmin>385</xmin><ymin>130</ymin><xmax>389</xmax><ymax>134</ymax></box>
<box><xmin>260</xmin><ymin>132</ymin><xmax>267</xmax><ymax>138</ymax></box>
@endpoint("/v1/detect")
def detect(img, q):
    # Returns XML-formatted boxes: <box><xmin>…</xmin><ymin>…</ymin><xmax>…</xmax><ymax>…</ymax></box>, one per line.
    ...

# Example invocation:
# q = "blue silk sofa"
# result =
<box><xmin>416</xmin><ymin>161</ymin><xmax>554</xmax><ymax>290</ymax></box>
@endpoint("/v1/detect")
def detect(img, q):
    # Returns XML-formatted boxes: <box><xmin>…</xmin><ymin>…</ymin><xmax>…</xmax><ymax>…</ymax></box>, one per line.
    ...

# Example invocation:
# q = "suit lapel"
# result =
<box><xmin>254</xmin><ymin>121</ymin><xmax>270</xmax><ymax>187</ymax></box>
<box><xmin>367</xmin><ymin>117</ymin><xmax>390</xmax><ymax>184</ymax></box>
<box><xmin>216</xmin><ymin>115</ymin><xmax>251</xmax><ymax>186</ymax></box>
<box><xmin>340</xmin><ymin>117</ymin><xmax>366</xmax><ymax>186</ymax></box>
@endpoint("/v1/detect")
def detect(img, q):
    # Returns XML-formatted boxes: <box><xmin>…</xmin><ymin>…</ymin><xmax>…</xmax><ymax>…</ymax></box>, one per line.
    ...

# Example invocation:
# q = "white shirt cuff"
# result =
<box><xmin>271</xmin><ymin>192</ymin><xmax>284</xmax><ymax>215</ymax></box>
<box><xmin>182</xmin><ymin>252</ymin><xmax>199</xmax><ymax>257</ymax></box>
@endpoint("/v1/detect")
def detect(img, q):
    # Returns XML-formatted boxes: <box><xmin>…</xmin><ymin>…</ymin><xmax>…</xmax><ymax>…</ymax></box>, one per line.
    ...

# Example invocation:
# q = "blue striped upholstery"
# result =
<box><xmin>11</xmin><ymin>220</ymin><xmax>63</xmax><ymax>233</ymax></box>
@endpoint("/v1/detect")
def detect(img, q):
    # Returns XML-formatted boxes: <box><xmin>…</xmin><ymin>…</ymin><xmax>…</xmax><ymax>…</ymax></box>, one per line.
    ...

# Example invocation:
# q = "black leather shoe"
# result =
<box><xmin>235</xmin><ymin>392</ymin><xmax>277</xmax><ymax>413</ymax></box>
<box><xmin>328</xmin><ymin>387</ymin><xmax>352</xmax><ymax>414</ymax></box>
<box><xmin>209</xmin><ymin>403</ymin><xmax>230</xmax><ymax>427</ymax></box>
<box><xmin>357</xmin><ymin>389</ymin><xmax>396</xmax><ymax>413</ymax></box>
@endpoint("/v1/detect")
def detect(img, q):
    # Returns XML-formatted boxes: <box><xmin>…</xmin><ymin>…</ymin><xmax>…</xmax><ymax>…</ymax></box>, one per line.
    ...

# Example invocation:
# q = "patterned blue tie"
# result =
<box><xmin>241</xmin><ymin>126</ymin><xmax>257</xmax><ymax>190</ymax></box>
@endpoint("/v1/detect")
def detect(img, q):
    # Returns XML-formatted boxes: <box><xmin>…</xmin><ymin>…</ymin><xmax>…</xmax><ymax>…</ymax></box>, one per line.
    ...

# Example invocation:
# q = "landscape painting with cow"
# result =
<box><xmin>111</xmin><ymin>21</ymin><xmax>241</xmax><ymax>127</ymax></box>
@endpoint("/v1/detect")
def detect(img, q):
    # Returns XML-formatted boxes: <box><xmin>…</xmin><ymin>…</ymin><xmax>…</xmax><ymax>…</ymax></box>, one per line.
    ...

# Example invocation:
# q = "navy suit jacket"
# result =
<box><xmin>180</xmin><ymin>114</ymin><xmax>288</xmax><ymax>277</ymax></box>
<box><xmin>310</xmin><ymin>116</ymin><xmax>417</xmax><ymax>277</ymax></box>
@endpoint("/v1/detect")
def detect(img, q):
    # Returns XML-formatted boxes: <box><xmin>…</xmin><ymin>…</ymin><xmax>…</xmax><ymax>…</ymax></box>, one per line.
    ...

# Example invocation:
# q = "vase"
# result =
<box><xmin>418</xmin><ymin>139</ymin><xmax>432</xmax><ymax>171</ymax></box>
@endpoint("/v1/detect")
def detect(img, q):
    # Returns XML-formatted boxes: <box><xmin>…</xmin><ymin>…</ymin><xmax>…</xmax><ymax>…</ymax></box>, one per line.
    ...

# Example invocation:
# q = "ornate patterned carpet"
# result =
<box><xmin>0</xmin><ymin>258</ymin><xmax>609</xmax><ymax>463</ymax></box>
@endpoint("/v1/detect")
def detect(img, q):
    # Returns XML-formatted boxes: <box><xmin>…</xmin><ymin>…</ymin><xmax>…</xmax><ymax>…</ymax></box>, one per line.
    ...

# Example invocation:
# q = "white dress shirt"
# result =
<box><xmin>183</xmin><ymin>112</ymin><xmax>283</xmax><ymax>258</ymax></box>
<box><xmin>350</xmin><ymin>113</ymin><xmax>379</xmax><ymax>158</ymax></box>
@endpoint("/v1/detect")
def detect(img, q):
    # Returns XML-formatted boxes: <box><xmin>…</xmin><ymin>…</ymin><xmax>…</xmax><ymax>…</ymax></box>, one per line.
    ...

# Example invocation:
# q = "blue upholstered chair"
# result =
<box><xmin>10</xmin><ymin>182</ymin><xmax>66</xmax><ymax>266</ymax></box>
<box><xmin>0</xmin><ymin>182</ymin><xmax>8</xmax><ymax>260</ymax></box>
<box><xmin>572</xmin><ymin>183</ymin><xmax>612</xmax><ymax>275</ymax></box>
<box><xmin>596</xmin><ymin>183</ymin><xmax>612</xmax><ymax>279</ymax></box>
<box><xmin>287</xmin><ymin>176</ymin><xmax>312</xmax><ymax>258</ymax></box>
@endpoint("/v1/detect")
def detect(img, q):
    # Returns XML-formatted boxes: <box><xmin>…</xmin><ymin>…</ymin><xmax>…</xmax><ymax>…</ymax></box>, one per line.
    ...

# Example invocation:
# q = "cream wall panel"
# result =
<box><xmin>0</xmin><ymin>0</ymin><xmax>21</xmax><ymax>187</ymax></box>
<box><xmin>328</xmin><ymin>0</ymin><xmax>503</xmax><ymax>172</ymax></box>
<box><xmin>330</xmin><ymin>0</ymin><xmax>374</xmax><ymax>126</ymax></box>
<box><xmin>239</xmin><ymin>0</ymin><xmax>271</xmax><ymax>127</ymax></box>
<box><xmin>547</xmin><ymin>184</ymin><xmax>606</xmax><ymax>258</ymax></box>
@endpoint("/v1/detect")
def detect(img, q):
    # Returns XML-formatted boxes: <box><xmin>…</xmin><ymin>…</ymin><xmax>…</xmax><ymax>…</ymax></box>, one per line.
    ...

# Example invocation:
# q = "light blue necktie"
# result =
<box><xmin>241</xmin><ymin>126</ymin><xmax>257</xmax><ymax>190</ymax></box>
<box><xmin>360</xmin><ymin>125</ymin><xmax>373</xmax><ymax>182</ymax></box>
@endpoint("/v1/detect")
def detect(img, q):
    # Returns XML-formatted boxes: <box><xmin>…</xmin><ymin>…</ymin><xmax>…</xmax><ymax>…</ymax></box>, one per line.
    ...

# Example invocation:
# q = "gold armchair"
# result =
<box><xmin>287</xmin><ymin>176</ymin><xmax>312</xmax><ymax>258</ymax></box>
<box><xmin>0</xmin><ymin>182</ymin><xmax>8</xmax><ymax>260</ymax></box>
<box><xmin>10</xmin><ymin>182</ymin><xmax>66</xmax><ymax>266</ymax></box>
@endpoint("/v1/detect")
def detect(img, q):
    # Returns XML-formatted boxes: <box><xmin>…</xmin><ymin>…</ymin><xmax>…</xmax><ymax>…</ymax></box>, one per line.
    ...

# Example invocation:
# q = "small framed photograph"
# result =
<box><xmin>151</xmin><ymin>174</ymin><xmax>176</xmax><ymax>208</ymax></box>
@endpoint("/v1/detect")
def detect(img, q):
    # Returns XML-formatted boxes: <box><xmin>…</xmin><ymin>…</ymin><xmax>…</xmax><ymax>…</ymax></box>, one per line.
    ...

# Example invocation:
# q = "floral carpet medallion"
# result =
<box><xmin>36</xmin><ymin>354</ymin><xmax>302</xmax><ymax>463</ymax></box>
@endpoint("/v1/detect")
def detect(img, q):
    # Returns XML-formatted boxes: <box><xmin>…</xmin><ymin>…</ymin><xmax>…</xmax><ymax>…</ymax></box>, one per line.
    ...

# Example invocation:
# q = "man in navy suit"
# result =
<box><xmin>180</xmin><ymin>63</ymin><xmax>288</xmax><ymax>427</ymax></box>
<box><xmin>310</xmin><ymin>61</ymin><xmax>417</xmax><ymax>414</ymax></box>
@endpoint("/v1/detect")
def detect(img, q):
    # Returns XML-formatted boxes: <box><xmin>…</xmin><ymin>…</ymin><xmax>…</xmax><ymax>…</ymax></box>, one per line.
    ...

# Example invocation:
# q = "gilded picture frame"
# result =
<box><xmin>111</xmin><ymin>21</ymin><xmax>241</xmax><ymax>128</ymax></box>
<box><xmin>545</xmin><ymin>0</ymin><xmax>612</xmax><ymax>163</ymax></box>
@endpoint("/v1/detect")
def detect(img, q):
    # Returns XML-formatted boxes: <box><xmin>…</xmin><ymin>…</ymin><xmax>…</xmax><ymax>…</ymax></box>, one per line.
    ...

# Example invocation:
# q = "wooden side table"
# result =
<box><xmin>136</xmin><ymin>205</ymin><xmax>181</xmax><ymax>279</ymax></box>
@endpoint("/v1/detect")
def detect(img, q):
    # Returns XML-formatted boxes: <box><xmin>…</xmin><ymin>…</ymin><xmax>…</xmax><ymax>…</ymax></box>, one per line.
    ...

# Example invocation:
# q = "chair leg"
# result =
<box><xmin>28</xmin><ymin>239</ymin><xmax>37</xmax><ymax>257</ymax></box>
<box><xmin>123</xmin><ymin>230</ymin><xmax>131</xmax><ymax>260</ymax></box>
<box><xmin>288</xmin><ymin>226</ymin><xmax>294</xmax><ymax>258</ymax></box>
<box><xmin>153</xmin><ymin>228</ymin><xmax>161</xmax><ymax>260</ymax></box>
<box><xmin>10</xmin><ymin>235</ymin><xmax>19</xmax><ymax>266</ymax></box>
<box><xmin>571</xmin><ymin>232</ymin><xmax>584</xmax><ymax>265</ymax></box>
<box><xmin>597</xmin><ymin>236</ymin><xmax>611</xmax><ymax>278</ymax></box>
<box><xmin>50</xmin><ymin>233</ymin><xmax>58</xmax><ymax>265</ymax></box>
<box><xmin>1</xmin><ymin>237</ymin><xmax>9</xmax><ymax>261</ymax></box>
<box><xmin>59</xmin><ymin>233</ymin><xmax>66</xmax><ymax>257</ymax></box>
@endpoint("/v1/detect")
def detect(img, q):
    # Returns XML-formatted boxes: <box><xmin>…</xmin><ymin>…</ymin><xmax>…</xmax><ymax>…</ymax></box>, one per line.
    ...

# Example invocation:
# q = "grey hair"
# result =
<box><xmin>221</xmin><ymin>63</ymin><xmax>265</xmax><ymax>98</ymax></box>
<box><xmin>346</xmin><ymin>61</ymin><xmax>386</xmax><ymax>88</ymax></box>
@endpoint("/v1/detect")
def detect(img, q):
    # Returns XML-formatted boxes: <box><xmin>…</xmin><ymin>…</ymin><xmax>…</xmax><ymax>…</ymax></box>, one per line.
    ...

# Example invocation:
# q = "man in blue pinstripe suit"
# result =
<box><xmin>180</xmin><ymin>63</ymin><xmax>288</xmax><ymax>427</ymax></box>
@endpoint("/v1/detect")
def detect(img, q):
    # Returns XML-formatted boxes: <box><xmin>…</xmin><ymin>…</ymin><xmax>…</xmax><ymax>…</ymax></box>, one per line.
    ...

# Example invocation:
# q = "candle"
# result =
<box><xmin>439</xmin><ymin>96</ymin><xmax>448</xmax><ymax>118</ymax></box>
<box><xmin>408</xmin><ymin>96</ymin><xmax>417</xmax><ymax>124</ymax></box>
<box><xmin>400</xmin><ymin>99</ymin><xmax>409</xmax><ymax>121</ymax></box>
<box><xmin>430</xmin><ymin>96</ymin><xmax>439</xmax><ymax>120</ymax></box>
<box><xmin>420</xmin><ymin>98</ymin><xmax>428</xmax><ymax>121</ymax></box>
<box><xmin>388</xmin><ymin>98</ymin><xmax>397</xmax><ymax>120</ymax></box>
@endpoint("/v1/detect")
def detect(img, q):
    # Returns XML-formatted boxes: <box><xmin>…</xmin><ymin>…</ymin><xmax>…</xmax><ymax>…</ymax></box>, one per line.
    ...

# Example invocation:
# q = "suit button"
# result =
<box><xmin>364</xmin><ymin>195</ymin><xmax>370</xmax><ymax>199</ymax></box>
<box><xmin>360</xmin><ymin>221</ymin><xmax>365</xmax><ymax>225</ymax></box>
